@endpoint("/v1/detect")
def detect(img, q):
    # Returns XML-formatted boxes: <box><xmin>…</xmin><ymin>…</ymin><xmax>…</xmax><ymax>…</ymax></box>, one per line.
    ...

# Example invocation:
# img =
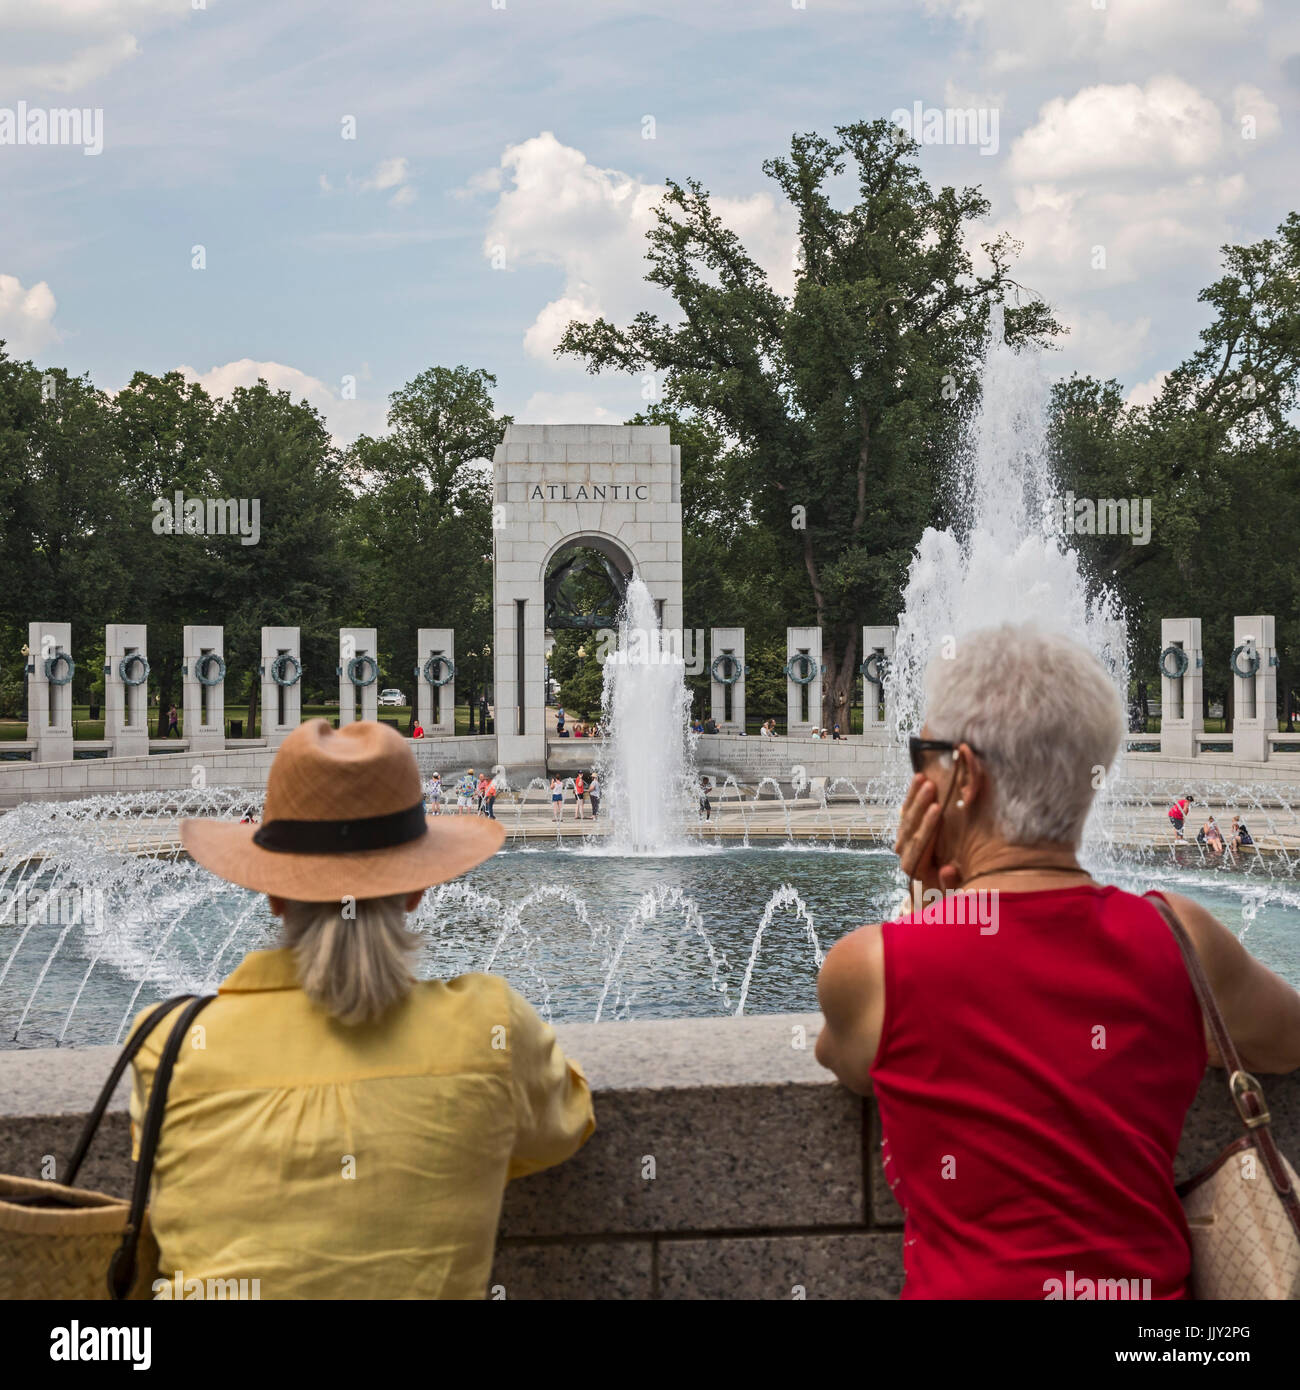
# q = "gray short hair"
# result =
<box><xmin>279</xmin><ymin>893</ymin><xmax>417</xmax><ymax>1025</ymax></box>
<box><xmin>924</xmin><ymin>623</ymin><xmax>1124</xmax><ymax>847</ymax></box>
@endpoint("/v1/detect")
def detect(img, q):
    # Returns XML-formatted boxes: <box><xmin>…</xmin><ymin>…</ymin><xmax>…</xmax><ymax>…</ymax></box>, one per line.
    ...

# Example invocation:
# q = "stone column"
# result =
<box><xmin>709</xmin><ymin>628</ymin><xmax>745</xmax><ymax>733</ymax></box>
<box><xmin>1159</xmin><ymin>618</ymin><xmax>1203</xmax><ymax>759</ymax></box>
<box><xmin>786</xmin><ymin>626</ymin><xmax>822</xmax><ymax>737</ymax></box>
<box><xmin>182</xmin><ymin>625</ymin><xmax>225</xmax><ymax>753</ymax></box>
<box><xmin>27</xmin><ymin>622</ymin><xmax>75</xmax><ymax>763</ymax></box>
<box><xmin>104</xmin><ymin>623</ymin><xmax>150</xmax><ymax>758</ymax></box>
<box><xmin>417</xmin><ymin>629</ymin><xmax>455</xmax><ymax>735</ymax></box>
<box><xmin>1231</xmin><ymin>615</ymin><xmax>1276</xmax><ymax>762</ymax></box>
<box><xmin>339</xmin><ymin>627</ymin><xmax>379</xmax><ymax>725</ymax></box>
<box><xmin>260</xmin><ymin>627</ymin><xmax>302</xmax><ymax>748</ymax></box>
<box><xmin>861</xmin><ymin>626</ymin><xmax>896</xmax><ymax>738</ymax></box>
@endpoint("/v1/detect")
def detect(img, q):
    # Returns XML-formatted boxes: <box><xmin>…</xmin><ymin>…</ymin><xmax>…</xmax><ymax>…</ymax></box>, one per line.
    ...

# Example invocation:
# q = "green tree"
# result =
<box><xmin>199</xmin><ymin>381</ymin><xmax>352</xmax><ymax>734</ymax></box>
<box><xmin>560</xmin><ymin>120</ymin><xmax>1061</xmax><ymax>726</ymax></box>
<box><xmin>344</xmin><ymin>366</ymin><xmax>508</xmax><ymax>729</ymax></box>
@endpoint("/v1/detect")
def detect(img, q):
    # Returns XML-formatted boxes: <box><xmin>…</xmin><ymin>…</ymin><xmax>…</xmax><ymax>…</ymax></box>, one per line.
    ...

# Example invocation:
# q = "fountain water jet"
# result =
<box><xmin>886</xmin><ymin>303</ymin><xmax>1129</xmax><ymax>745</ymax></box>
<box><xmin>596</xmin><ymin>576</ymin><xmax>698</xmax><ymax>853</ymax></box>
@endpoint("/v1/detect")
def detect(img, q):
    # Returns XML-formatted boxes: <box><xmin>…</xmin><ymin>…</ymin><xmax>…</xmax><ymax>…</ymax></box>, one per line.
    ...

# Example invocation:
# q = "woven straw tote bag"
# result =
<box><xmin>1147</xmin><ymin>893</ymin><xmax>1300</xmax><ymax>1299</ymax></box>
<box><xmin>0</xmin><ymin>993</ymin><xmax>214</xmax><ymax>1300</ymax></box>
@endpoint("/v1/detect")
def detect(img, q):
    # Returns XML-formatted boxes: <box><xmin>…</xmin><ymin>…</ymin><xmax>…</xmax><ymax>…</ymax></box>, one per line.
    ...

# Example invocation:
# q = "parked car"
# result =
<box><xmin>378</xmin><ymin>688</ymin><xmax>405</xmax><ymax>707</ymax></box>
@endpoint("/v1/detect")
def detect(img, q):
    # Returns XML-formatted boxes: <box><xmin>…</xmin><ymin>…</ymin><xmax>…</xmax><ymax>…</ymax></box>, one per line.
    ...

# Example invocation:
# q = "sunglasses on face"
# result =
<box><xmin>908</xmin><ymin>736</ymin><xmax>982</xmax><ymax>775</ymax></box>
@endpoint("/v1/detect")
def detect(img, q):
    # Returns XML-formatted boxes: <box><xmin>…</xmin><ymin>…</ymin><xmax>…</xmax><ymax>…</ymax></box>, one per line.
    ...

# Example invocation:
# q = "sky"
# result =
<box><xmin>1</xmin><ymin>0</ymin><xmax>1296</xmax><ymax>444</ymax></box>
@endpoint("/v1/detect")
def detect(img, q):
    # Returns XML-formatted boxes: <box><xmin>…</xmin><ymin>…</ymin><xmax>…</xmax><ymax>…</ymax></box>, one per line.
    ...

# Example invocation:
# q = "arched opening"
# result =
<box><xmin>544</xmin><ymin>536</ymin><xmax>635</xmax><ymax>723</ymax></box>
<box><xmin>543</xmin><ymin>536</ymin><xmax>634</xmax><ymax>630</ymax></box>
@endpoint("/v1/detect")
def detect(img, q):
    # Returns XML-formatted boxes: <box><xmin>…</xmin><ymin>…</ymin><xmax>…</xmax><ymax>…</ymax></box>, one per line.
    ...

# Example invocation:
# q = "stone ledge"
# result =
<box><xmin>1</xmin><ymin>1013</ymin><xmax>1294</xmax><ymax>1298</ymax></box>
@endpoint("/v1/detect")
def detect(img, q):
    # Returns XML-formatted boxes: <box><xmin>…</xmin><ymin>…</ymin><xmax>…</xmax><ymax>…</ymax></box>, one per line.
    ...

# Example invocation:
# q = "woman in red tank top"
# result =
<box><xmin>815</xmin><ymin>624</ymin><xmax>1300</xmax><ymax>1300</ymax></box>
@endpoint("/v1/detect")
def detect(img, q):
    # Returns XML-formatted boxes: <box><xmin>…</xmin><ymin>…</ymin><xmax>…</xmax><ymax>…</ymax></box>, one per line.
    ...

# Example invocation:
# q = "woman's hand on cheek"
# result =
<box><xmin>894</xmin><ymin>774</ymin><xmax>961</xmax><ymax>902</ymax></box>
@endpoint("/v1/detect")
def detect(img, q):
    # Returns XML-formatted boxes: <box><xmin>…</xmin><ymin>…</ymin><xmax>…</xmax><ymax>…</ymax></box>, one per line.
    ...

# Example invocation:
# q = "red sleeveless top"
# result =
<box><xmin>870</xmin><ymin>885</ymin><xmax>1206</xmax><ymax>1300</ymax></box>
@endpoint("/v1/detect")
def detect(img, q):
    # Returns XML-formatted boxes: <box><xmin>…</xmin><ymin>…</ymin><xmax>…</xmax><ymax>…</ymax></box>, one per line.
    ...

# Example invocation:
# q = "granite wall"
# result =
<box><xmin>1</xmin><ymin>1012</ymin><xmax>1293</xmax><ymax>1299</ymax></box>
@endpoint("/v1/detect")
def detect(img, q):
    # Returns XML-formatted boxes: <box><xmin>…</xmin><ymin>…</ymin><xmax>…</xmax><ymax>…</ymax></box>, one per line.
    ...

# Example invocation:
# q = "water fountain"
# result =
<box><xmin>887</xmin><ymin>303</ymin><xmax>1129</xmax><ymax>742</ymax></box>
<box><xmin>3</xmin><ymin>309</ymin><xmax>1299</xmax><ymax>1050</ymax></box>
<box><xmin>595</xmin><ymin>576</ymin><xmax>698</xmax><ymax>854</ymax></box>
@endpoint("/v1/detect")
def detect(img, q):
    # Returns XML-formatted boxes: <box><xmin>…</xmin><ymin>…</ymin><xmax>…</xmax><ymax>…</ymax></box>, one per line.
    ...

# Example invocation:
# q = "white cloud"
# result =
<box><xmin>0</xmin><ymin>33</ymin><xmax>141</xmax><ymax>92</ymax></box>
<box><xmin>320</xmin><ymin>156</ymin><xmax>415</xmax><ymax>209</ymax></box>
<box><xmin>1057</xmin><ymin>309</ymin><xmax>1153</xmax><ymax>380</ymax></box>
<box><xmin>1010</xmin><ymin>77</ymin><xmax>1224</xmax><ymax>181</ymax></box>
<box><xmin>0</xmin><ymin>0</ymin><xmax>188</xmax><ymax>91</ymax></box>
<box><xmin>1126</xmin><ymin>372</ymin><xmax>1170</xmax><ymax>408</ymax></box>
<box><xmin>175</xmin><ymin>358</ymin><xmax>388</xmax><ymax>446</ymax></box>
<box><xmin>361</xmin><ymin>156</ymin><xmax>409</xmax><ymax>192</ymax></box>
<box><xmin>922</xmin><ymin>0</ymin><xmax>1266</xmax><ymax>69</ymax></box>
<box><xmin>0</xmin><ymin>273</ymin><xmax>60</xmax><ymax>358</ymax></box>
<box><xmin>518</xmin><ymin>389</ymin><xmax>626</xmax><ymax>425</ymax></box>
<box><xmin>1232</xmin><ymin>84</ymin><xmax>1281</xmax><ymax>142</ymax></box>
<box><xmin>475</xmin><ymin>131</ymin><xmax>797</xmax><ymax>362</ymax></box>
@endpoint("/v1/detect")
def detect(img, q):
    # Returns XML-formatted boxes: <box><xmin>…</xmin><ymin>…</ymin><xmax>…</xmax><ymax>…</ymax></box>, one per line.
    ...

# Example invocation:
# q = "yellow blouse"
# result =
<box><xmin>128</xmin><ymin>949</ymin><xmax>594</xmax><ymax>1299</ymax></box>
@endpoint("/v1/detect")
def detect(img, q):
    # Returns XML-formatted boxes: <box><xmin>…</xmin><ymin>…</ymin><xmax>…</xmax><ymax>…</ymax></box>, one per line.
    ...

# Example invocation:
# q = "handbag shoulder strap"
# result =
<box><xmin>1144</xmin><ymin>891</ymin><xmax>1250</xmax><ymax>1081</ymax></box>
<box><xmin>64</xmin><ymin>994</ymin><xmax>195</xmax><ymax>1187</ymax></box>
<box><xmin>107</xmin><ymin>992</ymin><xmax>216</xmax><ymax>1300</ymax></box>
<box><xmin>1145</xmin><ymin>890</ymin><xmax>1300</xmax><ymax>1237</ymax></box>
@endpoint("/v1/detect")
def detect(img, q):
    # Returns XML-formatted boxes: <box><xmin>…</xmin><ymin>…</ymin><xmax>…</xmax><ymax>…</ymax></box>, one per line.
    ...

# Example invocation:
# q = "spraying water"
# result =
<box><xmin>886</xmin><ymin>303</ymin><xmax>1129</xmax><ymax>741</ymax></box>
<box><xmin>597</xmin><ymin>576</ymin><xmax>698</xmax><ymax>853</ymax></box>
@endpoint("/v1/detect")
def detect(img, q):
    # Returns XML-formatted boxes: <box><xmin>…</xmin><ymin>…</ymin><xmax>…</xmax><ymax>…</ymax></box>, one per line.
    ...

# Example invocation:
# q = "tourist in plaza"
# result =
<box><xmin>556</xmin><ymin>706</ymin><xmax>566</xmax><ymax>736</ymax></box>
<box><xmin>703</xmin><ymin>715</ymin><xmax>719</xmax><ymax>734</ymax></box>
<box><xmin>476</xmin><ymin>771</ymin><xmax>489</xmax><ymax>814</ymax></box>
<box><xmin>428</xmin><ymin>772</ymin><xmax>443</xmax><ymax>815</ymax></box>
<box><xmin>457</xmin><ymin>769</ymin><xmax>475</xmax><ymax>814</ymax></box>
<box><xmin>760</xmin><ymin>718</ymin><xmax>777</xmax><ymax>738</ymax></box>
<box><xmin>167</xmin><ymin>704</ymin><xmax>179</xmax><ymax>737</ymax></box>
<box><xmin>1168</xmin><ymin>793</ymin><xmax>1191</xmax><ymax>842</ymax></box>
<box><xmin>832</xmin><ymin>724</ymin><xmax>843</xmax><ymax>740</ymax></box>
<box><xmin>573</xmin><ymin>771</ymin><xmax>586</xmax><ymax>821</ymax></box>
<box><xmin>588</xmin><ymin>772</ymin><xmax>601</xmax><ymax>819</ymax></box>
<box><xmin>814</xmin><ymin>622</ymin><xmax>1300</xmax><ymax>1300</ymax></box>
<box><xmin>1231</xmin><ymin>815</ymin><xmax>1255</xmax><ymax>851</ymax></box>
<box><xmin>130</xmin><ymin>719</ymin><xmax>593</xmax><ymax>1298</ymax></box>
<box><xmin>1197</xmin><ymin>817</ymin><xmax>1226</xmax><ymax>857</ymax></box>
<box><xmin>412</xmin><ymin>720</ymin><xmax>424</xmax><ymax>739</ymax></box>
<box><xmin>550</xmin><ymin>775</ymin><xmax>564</xmax><ymax>822</ymax></box>
<box><xmin>484</xmin><ymin>773</ymin><xmax>498</xmax><ymax>820</ymax></box>
<box><xmin>699</xmin><ymin>774</ymin><xmax>712</xmax><ymax>821</ymax></box>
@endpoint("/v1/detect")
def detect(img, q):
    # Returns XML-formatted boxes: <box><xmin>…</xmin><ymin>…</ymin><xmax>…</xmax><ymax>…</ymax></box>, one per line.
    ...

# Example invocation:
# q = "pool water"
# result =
<box><xmin>2</xmin><ymin>845</ymin><xmax>1296</xmax><ymax>1049</ymax></box>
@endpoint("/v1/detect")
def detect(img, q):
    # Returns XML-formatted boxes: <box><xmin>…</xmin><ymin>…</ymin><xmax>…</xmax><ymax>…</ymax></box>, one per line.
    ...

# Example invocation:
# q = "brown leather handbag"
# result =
<box><xmin>1147</xmin><ymin>892</ymin><xmax>1300</xmax><ymax>1299</ymax></box>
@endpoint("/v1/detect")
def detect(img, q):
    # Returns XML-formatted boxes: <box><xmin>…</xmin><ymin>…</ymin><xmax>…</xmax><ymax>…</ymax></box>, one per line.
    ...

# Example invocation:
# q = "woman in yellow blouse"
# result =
<box><xmin>129</xmin><ymin>719</ymin><xmax>594</xmax><ymax>1299</ymax></box>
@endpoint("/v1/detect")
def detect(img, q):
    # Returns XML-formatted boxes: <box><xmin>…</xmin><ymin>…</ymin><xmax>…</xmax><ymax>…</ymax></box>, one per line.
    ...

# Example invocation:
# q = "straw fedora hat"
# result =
<box><xmin>182</xmin><ymin>719</ymin><xmax>504</xmax><ymax>902</ymax></box>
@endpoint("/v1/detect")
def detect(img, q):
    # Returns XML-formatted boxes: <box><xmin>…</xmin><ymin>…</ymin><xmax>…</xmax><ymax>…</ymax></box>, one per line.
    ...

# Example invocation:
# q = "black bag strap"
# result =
<box><xmin>107</xmin><ymin>993</ymin><xmax>216</xmax><ymax>1300</ymax></box>
<box><xmin>64</xmin><ymin>994</ymin><xmax>195</xmax><ymax>1186</ymax></box>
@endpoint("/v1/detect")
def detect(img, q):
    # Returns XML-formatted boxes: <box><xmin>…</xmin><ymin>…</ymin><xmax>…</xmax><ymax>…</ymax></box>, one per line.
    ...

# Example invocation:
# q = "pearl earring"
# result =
<box><xmin>956</xmin><ymin>799</ymin><xmax>965</xmax><ymax>808</ymax></box>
